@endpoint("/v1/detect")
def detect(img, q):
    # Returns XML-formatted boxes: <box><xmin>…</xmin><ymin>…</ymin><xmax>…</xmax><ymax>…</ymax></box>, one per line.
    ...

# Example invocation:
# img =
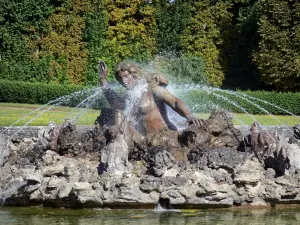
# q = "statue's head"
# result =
<box><xmin>115</xmin><ymin>60</ymin><xmax>142</xmax><ymax>89</ymax></box>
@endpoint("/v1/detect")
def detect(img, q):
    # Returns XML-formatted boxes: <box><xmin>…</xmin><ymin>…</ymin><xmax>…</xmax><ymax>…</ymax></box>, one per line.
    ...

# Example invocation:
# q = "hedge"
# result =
<box><xmin>1</xmin><ymin>80</ymin><xmax>300</xmax><ymax>115</ymax></box>
<box><xmin>177</xmin><ymin>88</ymin><xmax>300</xmax><ymax>115</ymax></box>
<box><xmin>0</xmin><ymin>80</ymin><xmax>120</xmax><ymax>109</ymax></box>
<box><xmin>0</xmin><ymin>80</ymin><xmax>86</xmax><ymax>105</ymax></box>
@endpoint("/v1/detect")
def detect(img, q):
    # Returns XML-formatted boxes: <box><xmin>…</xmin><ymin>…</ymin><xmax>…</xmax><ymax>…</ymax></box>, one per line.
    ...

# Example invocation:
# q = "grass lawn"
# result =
<box><xmin>196</xmin><ymin>113</ymin><xmax>300</xmax><ymax>126</ymax></box>
<box><xmin>0</xmin><ymin>103</ymin><xmax>99</xmax><ymax>126</ymax></box>
<box><xmin>0</xmin><ymin>103</ymin><xmax>299</xmax><ymax>127</ymax></box>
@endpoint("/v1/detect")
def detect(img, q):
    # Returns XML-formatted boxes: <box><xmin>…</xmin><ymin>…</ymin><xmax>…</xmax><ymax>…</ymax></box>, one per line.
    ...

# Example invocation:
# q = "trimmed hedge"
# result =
<box><xmin>0</xmin><ymin>80</ymin><xmax>86</xmax><ymax>105</ymax></box>
<box><xmin>1</xmin><ymin>80</ymin><xmax>300</xmax><ymax>115</ymax></box>
<box><xmin>178</xmin><ymin>88</ymin><xmax>300</xmax><ymax>115</ymax></box>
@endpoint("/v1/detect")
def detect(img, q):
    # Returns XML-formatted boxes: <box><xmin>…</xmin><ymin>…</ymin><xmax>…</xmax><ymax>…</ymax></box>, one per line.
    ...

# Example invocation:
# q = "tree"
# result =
<box><xmin>154</xmin><ymin>0</ymin><xmax>190</xmax><ymax>54</ymax></box>
<box><xmin>101</xmin><ymin>0</ymin><xmax>157</xmax><ymax>79</ymax></box>
<box><xmin>84</xmin><ymin>0</ymin><xmax>109</xmax><ymax>85</ymax></box>
<box><xmin>253</xmin><ymin>0</ymin><xmax>300</xmax><ymax>91</ymax></box>
<box><xmin>180</xmin><ymin>0</ymin><xmax>232</xmax><ymax>87</ymax></box>
<box><xmin>40</xmin><ymin>0</ymin><xmax>90</xmax><ymax>84</ymax></box>
<box><xmin>0</xmin><ymin>0</ymin><xmax>53</xmax><ymax>82</ymax></box>
<box><xmin>222</xmin><ymin>0</ymin><xmax>264</xmax><ymax>90</ymax></box>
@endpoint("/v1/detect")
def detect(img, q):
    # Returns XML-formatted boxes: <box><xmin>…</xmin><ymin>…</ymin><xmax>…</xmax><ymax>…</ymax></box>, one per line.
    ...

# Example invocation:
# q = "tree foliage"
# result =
<box><xmin>40</xmin><ymin>0</ymin><xmax>90</xmax><ymax>84</ymax></box>
<box><xmin>154</xmin><ymin>0</ymin><xmax>190</xmax><ymax>54</ymax></box>
<box><xmin>0</xmin><ymin>0</ymin><xmax>53</xmax><ymax>82</ymax></box>
<box><xmin>180</xmin><ymin>0</ymin><xmax>232</xmax><ymax>87</ymax></box>
<box><xmin>253</xmin><ymin>0</ymin><xmax>300</xmax><ymax>91</ymax></box>
<box><xmin>101</xmin><ymin>0</ymin><xmax>157</xmax><ymax>80</ymax></box>
<box><xmin>84</xmin><ymin>0</ymin><xmax>109</xmax><ymax>85</ymax></box>
<box><xmin>1</xmin><ymin>0</ymin><xmax>300</xmax><ymax>91</ymax></box>
<box><xmin>222</xmin><ymin>0</ymin><xmax>264</xmax><ymax>90</ymax></box>
<box><xmin>164</xmin><ymin>55</ymin><xmax>208</xmax><ymax>84</ymax></box>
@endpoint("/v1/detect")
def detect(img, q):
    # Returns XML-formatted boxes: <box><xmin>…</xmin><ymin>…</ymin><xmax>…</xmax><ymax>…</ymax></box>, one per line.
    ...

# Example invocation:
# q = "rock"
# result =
<box><xmin>23</xmin><ymin>172</ymin><xmax>43</xmax><ymax>184</ymax></box>
<box><xmin>4</xmin><ymin>114</ymin><xmax>300</xmax><ymax>209</ymax></box>
<box><xmin>286</xmin><ymin>143</ymin><xmax>300</xmax><ymax>172</ymax></box>
<box><xmin>152</xmin><ymin>149</ymin><xmax>175</xmax><ymax>177</ymax></box>
<box><xmin>162</xmin><ymin>168</ymin><xmax>179</xmax><ymax>177</ymax></box>
<box><xmin>0</xmin><ymin>135</ymin><xmax>9</xmax><ymax>166</ymax></box>
<box><xmin>181</xmin><ymin>111</ymin><xmax>243</xmax><ymax>150</ymax></box>
<box><xmin>58</xmin><ymin>183</ymin><xmax>73</xmax><ymax>198</ymax></box>
<box><xmin>23</xmin><ymin>138</ymin><xmax>34</xmax><ymax>145</ymax></box>
<box><xmin>57</xmin><ymin>120</ymin><xmax>96</xmax><ymax>157</ymax></box>
<box><xmin>100</xmin><ymin>134</ymin><xmax>132</xmax><ymax>175</ymax></box>
<box><xmin>234</xmin><ymin>157</ymin><xmax>264</xmax><ymax>185</ymax></box>
<box><xmin>48</xmin><ymin>176</ymin><xmax>67</xmax><ymax>189</ymax></box>
<box><xmin>188</xmin><ymin>148</ymin><xmax>250</xmax><ymax>172</ymax></box>
<box><xmin>41</xmin><ymin>163</ymin><xmax>65</xmax><ymax>177</ymax></box>
<box><xmin>73</xmin><ymin>182</ymin><xmax>91</xmax><ymax>191</ymax></box>
<box><xmin>139</xmin><ymin>176</ymin><xmax>161</xmax><ymax>193</ymax></box>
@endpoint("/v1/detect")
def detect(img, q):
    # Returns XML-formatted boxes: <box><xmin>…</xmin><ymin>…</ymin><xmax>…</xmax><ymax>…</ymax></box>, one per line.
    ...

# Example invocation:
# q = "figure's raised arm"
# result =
<box><xmin>152</xmin><ymin>86</ymin><xmax>202</xmax><ymax>127</ymax></box>
<box><xmin>98</xmin><ymin>61</ymin><xmax>109</xmax><ymax>88</ymax></box>
<box><xmin>98</xmin><ymin>61</ymin><xmax>125</xmax><ymax>110</ymax></box>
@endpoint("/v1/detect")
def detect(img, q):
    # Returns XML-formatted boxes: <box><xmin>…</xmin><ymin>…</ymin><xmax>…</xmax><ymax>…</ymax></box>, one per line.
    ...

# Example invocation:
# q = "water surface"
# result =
<box><xmin>1</xmin><ymin>206</ymin><xmax>300</xmax><ymax>225</ymax></box>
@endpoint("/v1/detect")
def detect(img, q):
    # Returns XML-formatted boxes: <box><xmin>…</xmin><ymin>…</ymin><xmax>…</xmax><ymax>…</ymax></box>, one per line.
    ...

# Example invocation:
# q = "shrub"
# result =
<box><xmin>1</xmin><ymin>80</ymin><xmax>300</xmax><ymax>115</ymax></box>
<box><xmin>171</xmin><ymin>86</ymin><xmax>300</xmax><ymax>115</ymax></box>
<box><xmin>0</xmin><ymin>80</ymin><xmax>85</xmax><ymax>105</ymax></box>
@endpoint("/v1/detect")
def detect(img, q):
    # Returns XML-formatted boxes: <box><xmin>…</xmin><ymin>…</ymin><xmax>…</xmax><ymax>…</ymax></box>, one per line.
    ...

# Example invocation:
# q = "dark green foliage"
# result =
<box><xmin>0</xmin><ymin>80</ymin><xmax>85</xmax><ymax>104</ymax></box>
<box><xmin>163</xmin><ymin>56</ymin><xmax>208</xmax><ymax>84</ymax></box>
<box><xmin>180</xmin><ymin>89</ymin><xmax>300</xmax><ymax>115</ymax></box>
<box><xmin>180</xmin><ymin>0</ymin><xmax>232</xmax><ymax>87</ymax></box>
<box><xmin>154</xmin><ymin>0</ymin><xmax>190</xmax><ymax>54</ymax></box>
<box><xmin>0</xmin><ymin>0</ymin><xmax>53</xmax><ymax>82</ymax></box>
<box><xmin>1</xmin><ymin>0</ymin><xmax>300</xmax><ymax>92</ymax></box>
<box><xmin>253</xmin><ymin>0</ymin><xmax>300</xmax><ymax>91</ymax></box>
<box><xmin>84</xmin><ymin>0</ymin><xmax>109</xmax><ymax>85</ymax></box>
<box><xmin>0</xmin><ymin>56</ymin><xmax>52</xmax><ymax>83</ymax></box>
<box><xmin>222</xmin><ymin>0</ymin><xmax>264</xmax><ymax>90</ymax></box>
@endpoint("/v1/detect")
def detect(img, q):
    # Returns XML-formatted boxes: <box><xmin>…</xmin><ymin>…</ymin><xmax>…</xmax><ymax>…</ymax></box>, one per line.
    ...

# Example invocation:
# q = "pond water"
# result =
<box><xmin>1</xmin><ymin>206</ymin><xmax>300</xmax><ymax>225</ymax></box>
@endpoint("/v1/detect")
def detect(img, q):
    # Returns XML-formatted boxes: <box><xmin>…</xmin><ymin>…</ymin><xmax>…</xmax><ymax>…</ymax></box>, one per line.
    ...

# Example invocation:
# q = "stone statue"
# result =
<box><xmin>97</xmin><ymin>60</ymin><xmax>203</xmax><ymax>173</ymax></box>
<box><xmin>98</xmin><ymin>60</ymin><xmax>202</xmax><ymax>136</ymax></box>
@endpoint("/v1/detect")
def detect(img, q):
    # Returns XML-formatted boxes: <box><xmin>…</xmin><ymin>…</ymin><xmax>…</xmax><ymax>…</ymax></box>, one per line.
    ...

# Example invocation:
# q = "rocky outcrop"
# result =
<box><xmin>1</xmin><ymin>112</ymin><xmax>300</xmax><ymax>209</ymax></box>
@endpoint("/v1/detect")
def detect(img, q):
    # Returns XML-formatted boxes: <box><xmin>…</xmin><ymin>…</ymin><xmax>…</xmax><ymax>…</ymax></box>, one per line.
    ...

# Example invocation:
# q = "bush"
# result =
<box><xmin>0</xmin><ymin>80</ymin><xmax>86</xmax><ymax>105</ymax></box>
<box><xmin>177</xmin><ymin>88</ymin><xmax>300</xmax><ymax>115</ymax></box>
<box><xmin>1</xmin><ymin>80</ymin><xmax>300</xmax><ymax>115</ymax></box>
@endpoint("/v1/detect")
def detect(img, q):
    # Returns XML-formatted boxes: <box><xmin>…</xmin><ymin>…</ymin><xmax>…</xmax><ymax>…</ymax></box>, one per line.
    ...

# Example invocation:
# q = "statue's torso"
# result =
<box><xmin>138</xmin><ymin>91</ymin><xmax>171</xmax><ymax>134</ymax></box>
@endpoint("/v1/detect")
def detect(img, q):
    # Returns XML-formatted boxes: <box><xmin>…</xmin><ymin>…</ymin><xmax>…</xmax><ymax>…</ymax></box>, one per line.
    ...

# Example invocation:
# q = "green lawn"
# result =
<box><xmin>0</xmin><ymin>103</ymin><xmax>99</xmax><ymax>126</ymax></box>
<box><xmin>0</xmin><ymin>103</ymin><xmax>299</xmax><ymax>127</ymax></box>
<box><xmin>196</xmin><ymin>113</ymin><xmax>300</xmax><ymax>126</ymax></box>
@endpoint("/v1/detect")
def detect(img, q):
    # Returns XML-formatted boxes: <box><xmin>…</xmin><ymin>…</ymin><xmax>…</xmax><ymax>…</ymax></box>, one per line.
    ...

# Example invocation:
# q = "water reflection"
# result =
<box><xmin>1</xmin><ymin>207</ymin><xmax>300</xmax><ymax>225</ymax></box>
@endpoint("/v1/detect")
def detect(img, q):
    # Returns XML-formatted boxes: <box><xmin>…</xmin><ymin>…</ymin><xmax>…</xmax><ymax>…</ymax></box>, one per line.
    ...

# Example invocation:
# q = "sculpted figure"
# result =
<box><xmin>97</xmin><ymin>60</ymin><xmax>203</xmax><ymax>167</ymax></box>
<box><xmin>249</xmin><ymin>122</ymin><xmax>276</xmax><ymax>162</ymax></box>
<box><xmin>98</xmin><ymin>60</ymin><xmax>202</xmax><ymax>137</ymax></box>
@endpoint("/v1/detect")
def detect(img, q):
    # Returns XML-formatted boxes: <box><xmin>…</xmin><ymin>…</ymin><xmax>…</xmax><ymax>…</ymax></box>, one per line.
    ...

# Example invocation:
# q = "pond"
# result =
<box><xmin>1</xmin><ymin>206</ymin><xmax>300</xmax><ymax>225</ymax></box>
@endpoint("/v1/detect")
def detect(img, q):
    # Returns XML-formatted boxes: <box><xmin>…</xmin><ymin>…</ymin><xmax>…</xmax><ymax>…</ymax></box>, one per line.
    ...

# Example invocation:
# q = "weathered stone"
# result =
<box><xmin>162</xmin><ymin>168</ymin><xmax>179</xmax><ymax>177</ymax></box>
<box><xmin>23</xmin><ymin>172</ymin><xmax>43</xmax><ymax>184</ymax></box>
<box><xmin>234</xmin><ymin>157</ymin><xmax>264</xmax><ymax>185</ymax></box>
<box><xmin>4</xmin><ymin>113</ymin><xmax>300</xmax><ymax>209</ymax></box>
<box><xmin>41</xmin><ymin>163</ymin><xmax>65</xmax><ymax>176</ymax></box>
<box><xmin>58</xmin><ymin>183</ymin><xmax>73</xmax><ymax>198</ymax></box>
<box><xmin>189</xmin><ymin>148</ymin><xmax>250</xmax><ymax>171</ymax></box>
<box><xmin>100</xmin><ymin>134</ymin><xmax>132</xmax><ymax>176</ymax></box>
<box><xmin>48</xmin><ymin>176</ymin><xmax>67</xmax><ymax>189</ymax></box>
<box><xmin>73</xmin><ymin>182</ymin><xmax>91</xmax><ymax>191</ymax></box>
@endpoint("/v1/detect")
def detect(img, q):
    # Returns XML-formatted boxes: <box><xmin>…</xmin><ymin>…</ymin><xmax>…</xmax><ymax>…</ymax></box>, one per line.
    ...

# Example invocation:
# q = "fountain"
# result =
<box><xmin>1</xmin><ymin>60</ymin><xmax>300</xmax><ymax>209</ymax></box>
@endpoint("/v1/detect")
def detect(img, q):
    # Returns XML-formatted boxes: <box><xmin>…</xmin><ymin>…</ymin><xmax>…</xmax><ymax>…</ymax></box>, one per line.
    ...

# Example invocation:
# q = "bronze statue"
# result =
<box><xmin>98</xmin><ymin>60</ymin><xmax>202</xmax><ymax>137</ymax></box>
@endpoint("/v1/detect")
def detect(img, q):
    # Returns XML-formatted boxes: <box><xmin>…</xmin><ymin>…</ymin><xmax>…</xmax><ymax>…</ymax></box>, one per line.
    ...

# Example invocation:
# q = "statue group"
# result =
<box><xmin>2</xmin><ymin>60</ymin><xmax>300</xmax><ymax>208</ymax></box>
<box><xmin>97</xmin><ymin>60</ymin><xmax>204</xmax><ymax>174</ymax></box>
